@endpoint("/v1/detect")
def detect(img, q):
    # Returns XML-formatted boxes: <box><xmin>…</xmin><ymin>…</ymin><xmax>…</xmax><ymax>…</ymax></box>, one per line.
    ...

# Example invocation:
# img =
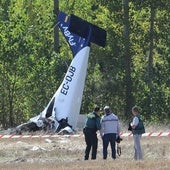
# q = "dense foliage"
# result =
<box><xmin>0</xmin><ymin>0</ymin><xmax>169</xmax><ymax>128</ymax></box>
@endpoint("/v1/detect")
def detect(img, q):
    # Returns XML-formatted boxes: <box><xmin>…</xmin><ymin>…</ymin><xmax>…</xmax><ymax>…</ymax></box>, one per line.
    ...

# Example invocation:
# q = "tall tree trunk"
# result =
<box><xmin>0</xmin><ymin>67</ymin><xmax>6</xmax><ymax>128</ymax></box>
<box><xmin>8</xmin><ymin>84</ymin><xmax>14</xmax><ymax>127</ymax></box>
<box><xmin>54</xmin><ymin>0</ymin><xmax>59</xmax><ymax>52</ymax></box>
<box><xmin>123</xmin><ymin>0</ymin><xmax>134</xmax><ymax>119</ymax></box>
<box><xmin>147</xmin><ymin>1</ymin><xmax>155</xmax><ymax>117</ymax></box>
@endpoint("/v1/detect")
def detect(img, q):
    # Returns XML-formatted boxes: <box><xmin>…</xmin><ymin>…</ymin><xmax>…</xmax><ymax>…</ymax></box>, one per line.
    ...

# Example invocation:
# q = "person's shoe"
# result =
<box><xmin>84</xmin><ymin>157</ymin><xmax>88</xmax><ymax>160</ymax></box>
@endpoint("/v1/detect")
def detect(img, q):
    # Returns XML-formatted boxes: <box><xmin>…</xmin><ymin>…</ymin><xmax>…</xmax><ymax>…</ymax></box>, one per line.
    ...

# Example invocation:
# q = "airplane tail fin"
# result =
<box><xmin>69</xmin><ymin>14</ymin><xmax>107</xmax><ymax>47</ymax></box>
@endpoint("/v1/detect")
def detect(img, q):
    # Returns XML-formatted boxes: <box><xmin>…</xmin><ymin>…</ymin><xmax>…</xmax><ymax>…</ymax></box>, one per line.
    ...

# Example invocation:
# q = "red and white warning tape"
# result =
<box><xmin>0</xmin><ymin>132</ymin><xmax>169</xmax><ymax>139</ymax></box>
<box><xmin>119</xmin><ymin>132</ymin><xmax>170</xmax><ymax>137</ymax></box>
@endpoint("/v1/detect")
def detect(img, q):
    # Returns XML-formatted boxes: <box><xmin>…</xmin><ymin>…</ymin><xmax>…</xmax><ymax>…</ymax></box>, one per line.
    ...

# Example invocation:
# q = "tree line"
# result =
<box><xmin>0</xmin><ymin>0</ymin><xmax>169</xmax><ymax>129</ymax></box>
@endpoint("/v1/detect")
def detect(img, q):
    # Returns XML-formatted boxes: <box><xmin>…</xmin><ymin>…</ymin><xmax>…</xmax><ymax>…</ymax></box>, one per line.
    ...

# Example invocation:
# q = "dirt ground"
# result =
<box><xmin>0</xmin><ymin>132</ymin><xmax>170</xmax><ymax>170</ymax></box>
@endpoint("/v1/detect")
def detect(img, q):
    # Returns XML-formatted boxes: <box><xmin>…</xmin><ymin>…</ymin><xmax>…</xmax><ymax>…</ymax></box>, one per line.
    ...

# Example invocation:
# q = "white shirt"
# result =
<box><xmin>131</xmin><ymin>116</ymin><xmax>139</xmax><ymax>126</ymax></box>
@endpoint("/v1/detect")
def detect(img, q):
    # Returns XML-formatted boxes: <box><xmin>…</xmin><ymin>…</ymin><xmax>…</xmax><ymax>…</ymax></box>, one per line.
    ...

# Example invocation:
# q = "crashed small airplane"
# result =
<box><xmin>14</xmin><ymin>11</ymin><xmax>106</xmax><ymax>135</ymax></box>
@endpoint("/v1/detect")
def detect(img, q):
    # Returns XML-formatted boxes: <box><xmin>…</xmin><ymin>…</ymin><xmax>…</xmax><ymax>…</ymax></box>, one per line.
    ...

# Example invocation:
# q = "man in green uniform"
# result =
<box><xmin>83</xmin><ymin>106</ymin><xmax>101</xmax><ymax>160</ymax></box>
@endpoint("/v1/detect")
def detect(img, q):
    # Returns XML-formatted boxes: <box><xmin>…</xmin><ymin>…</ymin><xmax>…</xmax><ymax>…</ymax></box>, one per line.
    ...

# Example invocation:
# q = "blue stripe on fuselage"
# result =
<box><xmin>58</xmin><ymin>12</ymin><xmax>89</xmax><ymax>56</ymax></box>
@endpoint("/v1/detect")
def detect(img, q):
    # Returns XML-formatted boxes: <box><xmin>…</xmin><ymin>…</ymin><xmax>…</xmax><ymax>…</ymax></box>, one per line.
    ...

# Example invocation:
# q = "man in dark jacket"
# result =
<box><xmin>83</xmin><ymin>106</ymin><xmax>101</xmax><ymax>160</ymax></box>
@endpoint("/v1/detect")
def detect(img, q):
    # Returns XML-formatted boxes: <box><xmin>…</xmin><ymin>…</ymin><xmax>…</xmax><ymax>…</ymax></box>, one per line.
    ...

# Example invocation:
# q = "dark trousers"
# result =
<box><xmin>84</xmin><ymin>129</ymin><xmax>98</xmax><ymax>160</ymax></box>
<box><xmin>102</xmin><ymin>133</ymin><xmax>116</xmax><ymax>159</ymax></box>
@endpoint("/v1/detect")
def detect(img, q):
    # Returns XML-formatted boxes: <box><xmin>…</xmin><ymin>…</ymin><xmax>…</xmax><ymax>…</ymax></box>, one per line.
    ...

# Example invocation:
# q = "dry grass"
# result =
<box><xmin>0</xmin><ymin>132</ymin><xmax>170</xmax><ymax>170</ymax></box>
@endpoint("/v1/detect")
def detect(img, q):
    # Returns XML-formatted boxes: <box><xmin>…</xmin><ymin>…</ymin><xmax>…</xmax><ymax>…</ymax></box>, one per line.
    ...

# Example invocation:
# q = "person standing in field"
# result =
<box><xmin>130</xmin><ymin>106</ymin><xmax>145</xmax><ymax>160</ymax></box>
<box><xmin>83</xmin><ymin>106</ymin><xmax>101</xmax><ymax>160</ymax></box>
<box><xmin>100</xmin><ymin>106</ymin><xmax>121</xmax><ymax>160</ymax></box>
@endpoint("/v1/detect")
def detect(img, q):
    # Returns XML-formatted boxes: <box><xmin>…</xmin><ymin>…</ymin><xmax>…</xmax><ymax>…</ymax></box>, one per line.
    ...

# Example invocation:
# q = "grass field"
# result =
<box><xmin>0</xmin><ymin>130</ymin><xmax>169</xmax><ymax>170</ymax></box>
